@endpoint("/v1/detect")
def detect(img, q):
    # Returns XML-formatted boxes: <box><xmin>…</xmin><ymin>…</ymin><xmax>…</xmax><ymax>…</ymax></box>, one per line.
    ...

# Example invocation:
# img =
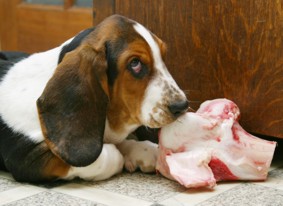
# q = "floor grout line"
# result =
<box><xmin>0</xmin><ymin>185</ymin><xmax>47</xmax><ymax>205</ymax></box>
<box><xmin>159</xmin><ymin>181</ymin><xmax>243</xmax><ymax>206</ymax></box>
<box><xmin>52</xmin><ymin>183</ymin><xmax>153</xmax><ymax>206</ymax></box>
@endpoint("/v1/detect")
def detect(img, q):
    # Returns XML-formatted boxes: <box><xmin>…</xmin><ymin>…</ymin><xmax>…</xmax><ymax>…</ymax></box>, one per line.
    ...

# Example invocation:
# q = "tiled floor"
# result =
<box><xmin>0</xmin><ymin>146</ymin><xmax>282</xmax><ymax>206</ymax></box>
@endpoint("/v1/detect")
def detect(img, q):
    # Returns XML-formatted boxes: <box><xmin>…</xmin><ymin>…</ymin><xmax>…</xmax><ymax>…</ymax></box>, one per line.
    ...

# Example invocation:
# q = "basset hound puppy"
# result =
<box><xmin>0</xmin><ymin>15</ymin><xmax>189</xmax><ymax>182</ymax></box>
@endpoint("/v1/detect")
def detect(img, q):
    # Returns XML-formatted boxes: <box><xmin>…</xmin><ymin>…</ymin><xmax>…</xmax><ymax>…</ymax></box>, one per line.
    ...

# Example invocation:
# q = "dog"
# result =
<box><xmin>0</xmin><ymin>15</ymin><xmax>188</xmax><ymax>182</ymax></box>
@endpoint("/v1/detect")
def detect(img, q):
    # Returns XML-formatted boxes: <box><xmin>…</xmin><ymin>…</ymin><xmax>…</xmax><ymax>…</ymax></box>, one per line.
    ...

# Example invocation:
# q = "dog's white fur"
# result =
<box><xmin>117</xmin><ymin>139</ymin><xmax>158</xmax><ymax>173</ymax></box>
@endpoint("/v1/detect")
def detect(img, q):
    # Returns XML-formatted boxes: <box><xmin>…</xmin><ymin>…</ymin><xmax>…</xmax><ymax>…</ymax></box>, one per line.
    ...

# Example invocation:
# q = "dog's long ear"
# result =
<box><xmin>37</xmin><ymin>45</ymin><xmax>109</xmax><ymax>167</ymax></box>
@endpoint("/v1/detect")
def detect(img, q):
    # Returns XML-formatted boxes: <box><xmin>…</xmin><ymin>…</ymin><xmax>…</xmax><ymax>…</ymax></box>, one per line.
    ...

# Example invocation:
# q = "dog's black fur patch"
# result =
<box><xmin>134</xmin><ymin>126</ymin><xmax>159</xmax><ymax>144</ymax></box>
<box><xmin>0</xmin><ymin>51</ymin><xmax>29</xmax><ymax>81</ymax></box>
<box><xmin>58</xmin><ymin>28</ymin><xmax>95</xmax><ymax>64</ymax></box>
<box><xmin>0</xmin><ymin>60</ymin><xmax>13</xmax><ymax>81</ymax></box>
<box><xmin>105</xmin><ymin>41</ymin><xmax>121</xmax><ymax>86</ymax></box>
<box><xmin>0</xmin><ymin>117</ymin><xmax>55</xmax><ymax>182</ymax></box>
<box><xmin>0</xmin><ymin>51</ymin><xmax>29</xmax><ymax>62</ymax></box>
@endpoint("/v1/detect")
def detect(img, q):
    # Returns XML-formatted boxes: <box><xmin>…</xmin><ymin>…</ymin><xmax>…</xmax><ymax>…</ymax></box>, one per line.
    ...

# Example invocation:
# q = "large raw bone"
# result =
<box><xmin>156</xmin><ymin>99</ymin><xmax>277</xmax><ymax>188</ymax></box>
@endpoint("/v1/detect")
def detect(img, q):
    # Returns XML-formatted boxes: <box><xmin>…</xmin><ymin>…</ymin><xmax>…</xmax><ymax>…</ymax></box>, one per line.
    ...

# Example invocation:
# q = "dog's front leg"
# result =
<box><xmin>64</xmin><ymin>144</ymin><xmax>124</xmax><ymax>181</ymax></box>
<box><xmin>117</xmin><ymin>139</ymin><xmax>158</xmax><ymax>173</ymax></box>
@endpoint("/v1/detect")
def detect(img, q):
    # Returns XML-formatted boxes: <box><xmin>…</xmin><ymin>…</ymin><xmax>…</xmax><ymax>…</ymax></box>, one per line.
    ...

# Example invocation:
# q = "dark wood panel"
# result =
<box><xmin>93</xmin><ymin>0</ymin><xmax>115</xmax><ymax>25</ymax></box>
<box><xmin>0</xmin><ymin>0</ymin><xmax>22</xmax><ymax>50</ymax></box>
<box><xmin>115</xmin><ymin>0</ymin><xmax>283</xmax><ymax>138</ymax></box>
<box><xmin>211</xmin><ymin>0</ymin><xmax>283</xmax><ymax>138</ymax></box>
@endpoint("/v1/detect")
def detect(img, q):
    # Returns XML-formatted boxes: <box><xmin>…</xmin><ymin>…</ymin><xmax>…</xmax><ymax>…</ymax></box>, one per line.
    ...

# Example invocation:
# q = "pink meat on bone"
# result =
<box><xmin>156</xmin><ymin>98</ymin><xmax>277</xmax><ymax>188</ymax></box>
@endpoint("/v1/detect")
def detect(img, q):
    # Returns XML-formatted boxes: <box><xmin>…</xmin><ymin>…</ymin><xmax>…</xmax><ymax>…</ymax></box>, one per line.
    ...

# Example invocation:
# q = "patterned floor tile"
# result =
<box><xmin>82</xmin><ymin>172</ymin><xmax>186</xmax><ymax>202</ymax></box>
<box><xmin>52</xmin><ymin>183</ymin><xmax>152</xmax><ymax>206</ymax></box>
<box><xmin>0</xmin><ymin>154</ymin><xmax>282</xmax><ymax>206</ymax></box>
<box><xmin>159</xmin><ymin>181</ymin><xmax>242</xmax><ymax>206</ymax></box>
<box><xmin>2</xmin><ymin>190</ymin><xmax>105</xmax><ymax>206</ymax></box>
<box><xmin>0</xmin><ymin>185</ymin><xmax>47</xmax><ymax>205</ymax></box>
<box><xmin>196</xmin><ymin>183</ymin><xmax>283</xmax><ymax>206</ymax></box>
<box><xmin>0</xmin><ymin>177</ymin><xmax>21</xmax><ymax>192</ymax></box>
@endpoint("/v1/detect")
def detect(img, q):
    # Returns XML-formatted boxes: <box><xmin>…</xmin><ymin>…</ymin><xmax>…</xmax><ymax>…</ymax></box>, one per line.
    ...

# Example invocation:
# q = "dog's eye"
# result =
<box><xmin>130</xmin><ymin>58</ymin><xmax>142</xmax><ymax>74</ymax></box>
<box><xmin>127</xmin><ymin>58</ymin><xmax>148</xmax><ymax>79</ymax></box>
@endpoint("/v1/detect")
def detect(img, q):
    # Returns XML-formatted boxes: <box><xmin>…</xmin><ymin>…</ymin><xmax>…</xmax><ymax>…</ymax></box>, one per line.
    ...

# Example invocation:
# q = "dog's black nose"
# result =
<box><xmin>168</xmin><ymin>100</ymin><xmax>189</xmax><ymax>118</ymax></box>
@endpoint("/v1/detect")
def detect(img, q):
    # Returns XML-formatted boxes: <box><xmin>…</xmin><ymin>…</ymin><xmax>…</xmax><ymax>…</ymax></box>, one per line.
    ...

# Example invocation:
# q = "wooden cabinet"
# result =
<box><xmin>0</xmin><ymin>0</ymin><xmax>93</xmax><ymax>53</ymax></box>
<box><xmin>94</xmin><ymin>0</ymin><xmax>283</xmax><ymax>138</ymax></box>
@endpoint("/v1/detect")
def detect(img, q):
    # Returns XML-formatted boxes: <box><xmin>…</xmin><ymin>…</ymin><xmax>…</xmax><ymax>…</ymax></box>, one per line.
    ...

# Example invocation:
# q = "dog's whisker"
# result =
<box><xmin>144</xmin><ymin>126</ymin><xmax>150</xmax><ymax>131</ymax></box>
<box><xmin>156</xmin><ymin>106</ymin><xmax>167</xmax><ymax>113</ymax></box>
<box><xmin>183</xmin><ymin>91</ymin><xmax>191</xmax><ymax>94</ymax></box>
<box><xmin>188</xmin><ymin>100</ymin><xmax>201</xmax><ymax>103</ymax></box>
<box><xmin>188</xmin><ymin>106</ymin><xmax>196</xmax><ymax>112</ymax></box>
<box><xmin>182</xmin><ymin>89</ymin><xmax>194</xmax><ymax>92</ymax></box>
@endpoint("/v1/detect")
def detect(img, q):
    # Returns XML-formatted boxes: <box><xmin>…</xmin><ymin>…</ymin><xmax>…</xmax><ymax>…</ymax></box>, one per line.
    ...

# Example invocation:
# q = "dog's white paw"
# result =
<box><xmin>117</xmin><ymin>139</ymin><xmax>158</xmax><ymax>173</ymax></box>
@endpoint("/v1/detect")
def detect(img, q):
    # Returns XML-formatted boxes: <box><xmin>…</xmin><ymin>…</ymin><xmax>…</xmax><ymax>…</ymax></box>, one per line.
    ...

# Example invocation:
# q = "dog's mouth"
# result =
<box><xmin>148</xmin><ymin>113</ymin><xmax>173</xmax><ymax>128</ymax></box>
<box><xmin>145</xmin><ymin>100</ymin><xmax>189</xmax><ymax>128</ymax></box>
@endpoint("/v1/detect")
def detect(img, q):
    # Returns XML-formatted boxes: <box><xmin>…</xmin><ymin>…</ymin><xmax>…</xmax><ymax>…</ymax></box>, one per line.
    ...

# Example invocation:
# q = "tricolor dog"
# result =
<box><xmin>0</xmin><ymin>15</ymin><xmax>188</xmax><ymax>182</ymax></box>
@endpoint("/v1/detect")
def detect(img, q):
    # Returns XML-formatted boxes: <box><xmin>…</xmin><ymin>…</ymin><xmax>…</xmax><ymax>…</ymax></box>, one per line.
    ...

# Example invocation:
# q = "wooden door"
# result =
<box><xmin>93</xmin><ymin>0</ymin><xmax>283</xmax><ymax>138</ymax></box>
<box><xmin>0</xmin><ymin>0</ymin><xmax>93</xmax><ymax>53</ymax></box>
